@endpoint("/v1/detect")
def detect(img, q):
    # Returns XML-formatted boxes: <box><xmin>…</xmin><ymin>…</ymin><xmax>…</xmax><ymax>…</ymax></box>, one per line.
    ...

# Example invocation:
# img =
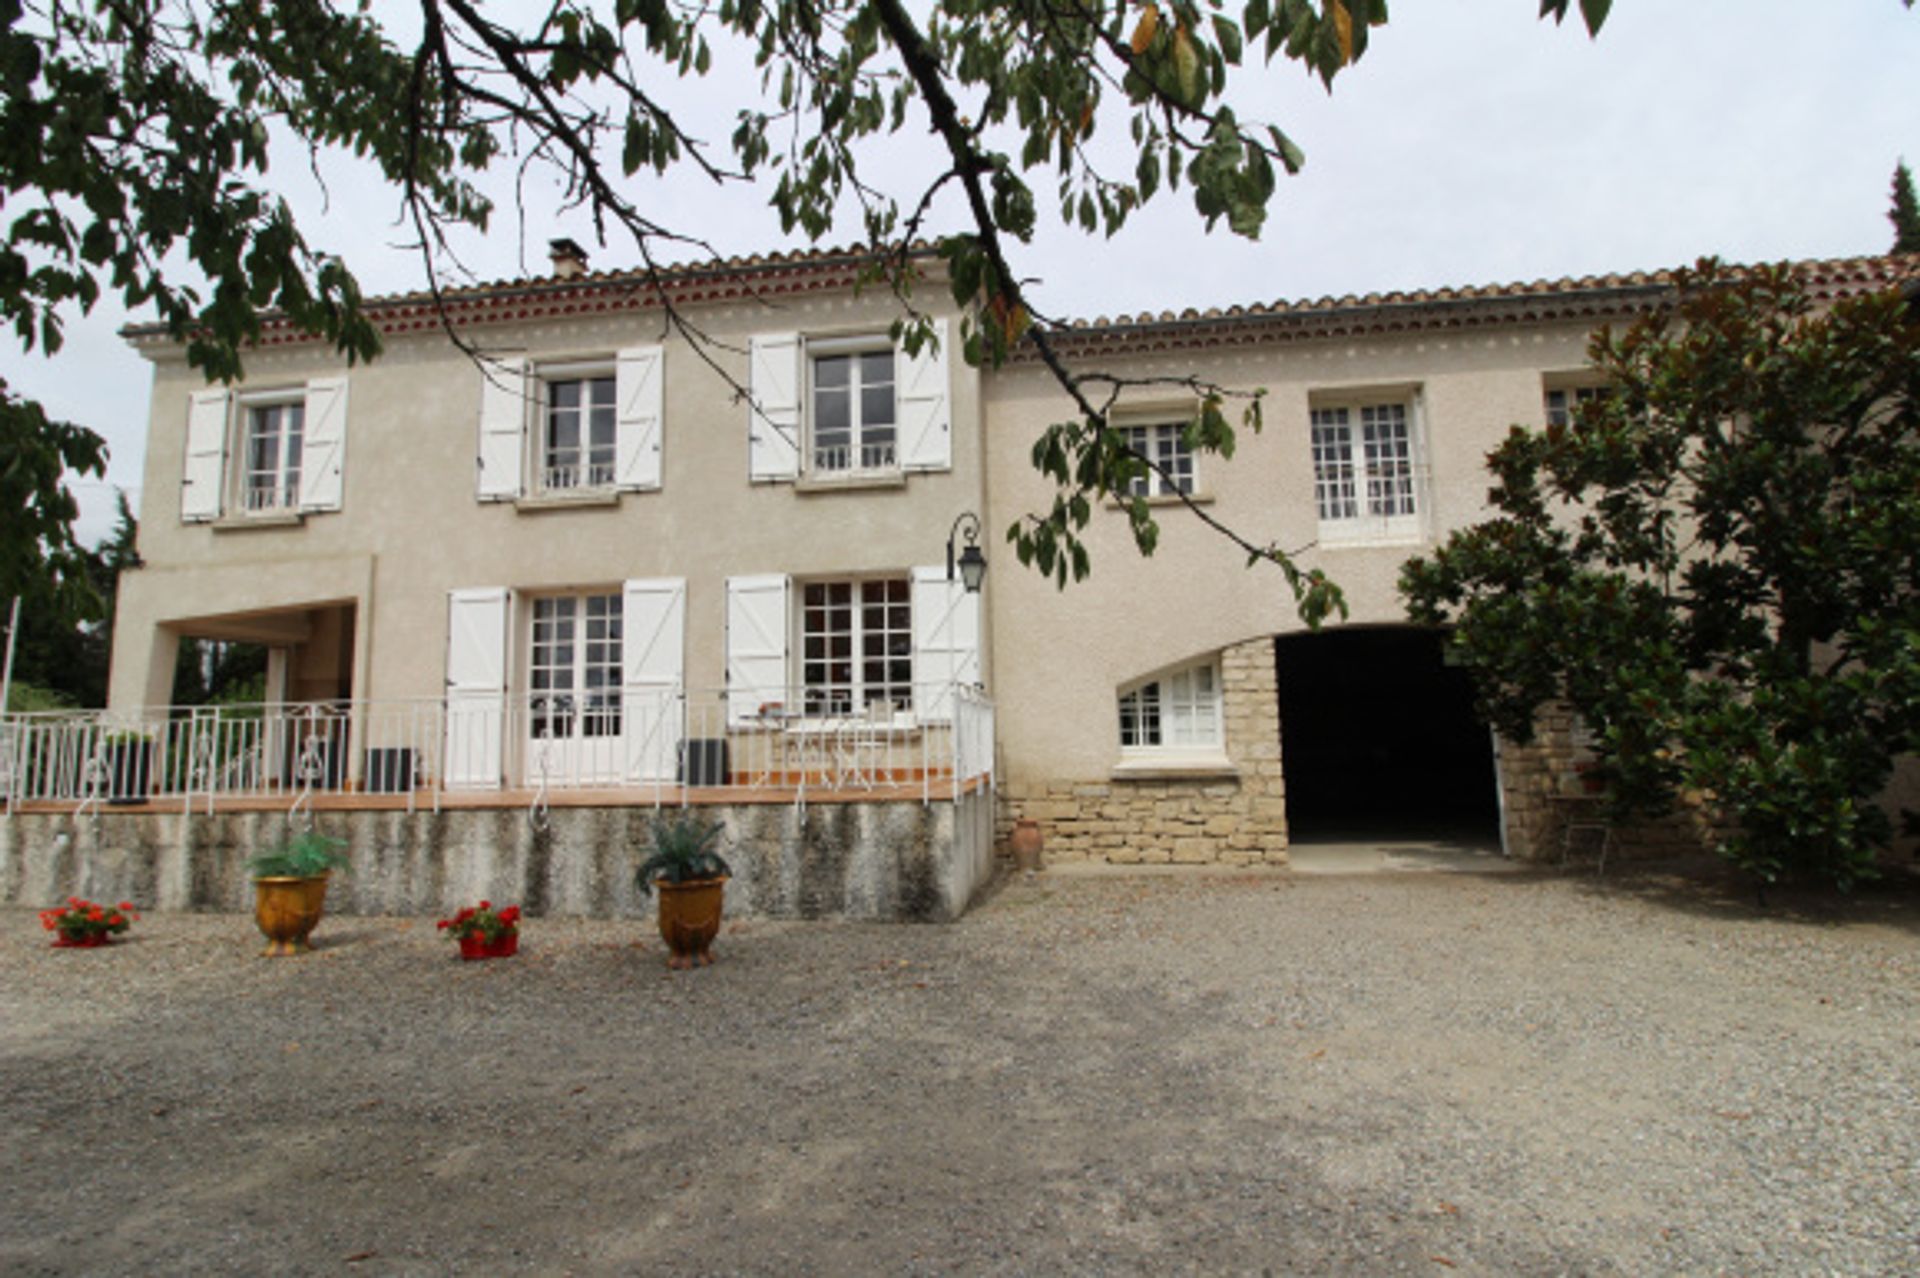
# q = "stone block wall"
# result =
<box><xmin>1495</xmin><ymin>704</ymin><xmax>1721</xmax><ymax>863</ymax></box>
<box><xmin>996</xmin><ymin>637</ymin><xmax>1289</xmax><ymax>866</ymax></box>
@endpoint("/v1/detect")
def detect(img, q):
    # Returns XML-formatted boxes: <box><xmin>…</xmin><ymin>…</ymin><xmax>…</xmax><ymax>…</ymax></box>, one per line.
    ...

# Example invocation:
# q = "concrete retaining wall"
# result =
<box><xmin>0</xmin><ymin>793</ymin><xmax>996</xmax><ymax>923</ymax></box>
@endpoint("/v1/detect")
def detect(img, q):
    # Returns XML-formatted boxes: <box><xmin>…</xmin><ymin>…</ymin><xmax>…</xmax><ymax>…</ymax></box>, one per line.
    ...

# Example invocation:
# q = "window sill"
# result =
<box><xmin>211</xmin><ymin>510</ymin><xmax>305</xmax><ymax>531</ymax></box>
<box><xmin>1104</xmin><ymin>490</ymin><xmax>1213</xmax><ymax>509</ymax></box>
<box><xmin>1110</xmin><ymin>756</ymin><xmax>1239</xmax><ymax>782</ymax></box>
<box><xmin>514</xmin><ymin>489</ymin><xmax>625</xmax><ymax>513</ymax></box>
<box><xmin>795</xmin><ymin>470</ymin><xmax>908</xmax><ymax>495</ymax></box>
<box><xmin>1316</xmin><ymin>522</ymin><xmax>1426</xmax><ymax>550</ymax></box>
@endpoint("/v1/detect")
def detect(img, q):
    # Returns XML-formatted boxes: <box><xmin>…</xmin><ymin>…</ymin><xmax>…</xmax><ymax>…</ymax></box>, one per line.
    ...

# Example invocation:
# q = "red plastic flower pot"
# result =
<box><xmin>457</xmin><ymin>932</ymin><xmax>519</xmax><ymax>961</ymax></box>
<box><xmin>53</xmin><ymin>933</ymin><xmax>112</xmax><ymax>949</ymax></box>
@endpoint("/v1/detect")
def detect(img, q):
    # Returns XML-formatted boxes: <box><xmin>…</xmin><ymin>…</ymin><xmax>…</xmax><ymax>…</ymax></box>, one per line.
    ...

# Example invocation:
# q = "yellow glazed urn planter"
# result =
<box><xmin>253</xmin><ymin>874</ymin><xmax>332</xmax><ymax>956</ymax></box>
<box><xmin>654</xmin><ymin>876</ymin><xmax>728</xmax><ymax>969</ymax></box>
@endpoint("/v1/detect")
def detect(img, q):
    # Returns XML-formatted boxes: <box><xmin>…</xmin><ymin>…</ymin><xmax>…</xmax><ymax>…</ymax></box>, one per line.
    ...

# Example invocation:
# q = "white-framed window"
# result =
<box><xmin>242</xmin><ymin>400</ymin><xmax>304</xmax><ymax>512</ymax></box>
<box><xmin>810</xmin><ymin>343</ymin><xmax>897</xmax><ymax>474</ymax></box>
<box><xmin>1309</xmin><ymin>396</ymin><xmax>1423</xmax><ymax>543</ymax></box>
<box><xmin>1119</xmin><ymin>423</ymin><xmax>1194</xmax><ymax>498</ymax></box>
<box><xmin>1118</xmin><ymin>659</ymin><xmax>1222</xmax><ymax>752</ymax></box>
<box><xmin>540</xmin><ymin>371</ymin><xmax>617</xmax><ymax>491</ymax></box>
<box><xmin>800</xmin><ymin>577</ymin><xmax>912</xmax><ymax>715</ymax></box>
<box><xmin>1545</xmin><ymin>384</ymin><xmax>1608</xmax><ymax>429</ymax></box>
<box><xmin>529</xmin><ymin>592</ymin><xmax>623</xmax><ymax>740</ymax></box>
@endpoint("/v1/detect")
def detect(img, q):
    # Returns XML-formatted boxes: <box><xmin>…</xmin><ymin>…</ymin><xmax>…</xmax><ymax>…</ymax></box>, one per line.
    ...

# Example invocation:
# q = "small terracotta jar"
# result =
<box><xmin>1010</xmin><ymin>818</ymin><xmax>1044</xmax><ymax>873</ymax></box>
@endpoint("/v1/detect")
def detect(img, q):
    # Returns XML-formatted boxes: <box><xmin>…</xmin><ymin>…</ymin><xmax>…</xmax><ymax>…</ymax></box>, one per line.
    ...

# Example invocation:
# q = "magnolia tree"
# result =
<box><xmin>1401</xmin><ymin>261</ymin><xmax>1920</xmax><ymax>890</ymax></box>
<box><xmin>0</xmin><ymin>0</ymin><xmax>1628</xmax><ymax>628</ymax></box>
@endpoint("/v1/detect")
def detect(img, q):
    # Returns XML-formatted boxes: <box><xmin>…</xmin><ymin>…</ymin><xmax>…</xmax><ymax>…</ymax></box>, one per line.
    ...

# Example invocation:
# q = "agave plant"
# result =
<box><xmin>635</xmin><ymin>816</ymin><xmax>729</xmax><ymax>896</ymax></box>
<box><xmin>247</xmin><ymin>829</ymin><xmax>351</xmax><ymax>879</ymax></box>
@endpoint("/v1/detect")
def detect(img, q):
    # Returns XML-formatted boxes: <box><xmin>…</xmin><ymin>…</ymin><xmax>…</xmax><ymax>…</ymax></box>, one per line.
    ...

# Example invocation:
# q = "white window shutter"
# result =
<box><xmin>725</xmin><ymin>574</ymin><xmax>789</xmax><ymax>725</ymax></box>
<box><xmin>910</xmin><ymin>564</ymin><xmax>980</xmax><ymax>723</ymax></box>
<box><xmin>181</xmin><ymin>389</ymin><xmax>230</xmax><ymax>522</ymax></box>
<box><xmin>444</xmin><ymin>587</ymin><xmax>509</xmax><ymax>788</ymax></box>
<box><xmin>747</xmin><ymin>333</ymin><xmax>801</xmax><ymax>482</ymax></box>
<box><xmin>621</xmin><ymin>577</ymin><xmax>685</xmax><ymax>782</ymax></box>
<box><xmin>476</xmin><ymin>357</ymin><xmax>528</xmax><ymax>500</ymax></box>
<box><xmin>297</xmin><ymin>376</ymin><xmax>349</xmax><ymax>512</ymax></box>
<box><xmin>615</xmin><ymin>345</ymin><xmax>664</xmax><ymax>491</ymax></box>
<box><xmin>896</xmin><ymin>317</ymin><xmax>951</xmax><ymax>472</ymax></box>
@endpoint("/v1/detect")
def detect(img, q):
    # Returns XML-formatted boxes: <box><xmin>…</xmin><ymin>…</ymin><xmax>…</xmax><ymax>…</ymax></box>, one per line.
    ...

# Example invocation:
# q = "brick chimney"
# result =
<box><xmin>548</xmin><ymin>238</ymin><xmax>589</xmax><ymax>280</ymax></box>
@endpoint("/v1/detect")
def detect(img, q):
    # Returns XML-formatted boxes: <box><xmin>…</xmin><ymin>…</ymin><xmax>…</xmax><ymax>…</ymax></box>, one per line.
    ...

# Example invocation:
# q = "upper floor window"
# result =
<box><xmin>746</xmin><ymin>320</ymin><xmax>951</xmax><ymax>484</ymax></box>
<box><xmin>181</xmin><ymin>378</ymin><xmax>347</xmax><ymax>524</ymax></box>
<box><xmin>1309</xmin><ymin>394</ymin><xmax>1423</xmax><ymax>544</ymax></box>
<box><xmin>1120</xmin><ymin>423</ymin><xmax>1194</xmax><ymax>498</ymax></box>
<box><xmin>811</xmin><ymin>346</ymin><xmax>896</xmax><ymax>474</ymax></box>
<box><xmin>541</xmin><ymin>373</ymin><xmax>617</xmax><ymax>491</ymax></box>
<box><xmin>1545</xmin><ymin>384</ymin><xmax>1608</xmax><ymax>429</ymax></box>
<box><xmin>243</xmin><ymin>401</ymin><xmax>304</xmax><ymax>512</ymax></box>
<box><xmin>1118</xmin><ymin>659</ymin><xmax>1222</xmax><ymax>752</ymax></box>
<box><xmin>801</xmin><ymin>577</ymin><xmax>913</xmax><ymax>715</ymax></box>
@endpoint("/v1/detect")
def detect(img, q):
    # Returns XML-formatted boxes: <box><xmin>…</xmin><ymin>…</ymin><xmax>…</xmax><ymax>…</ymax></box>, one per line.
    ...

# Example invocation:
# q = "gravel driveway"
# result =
<box><xmin>3</xmin><ymin>862</ymin><xmax>1916</xmax><ymax>1275</ymax></box>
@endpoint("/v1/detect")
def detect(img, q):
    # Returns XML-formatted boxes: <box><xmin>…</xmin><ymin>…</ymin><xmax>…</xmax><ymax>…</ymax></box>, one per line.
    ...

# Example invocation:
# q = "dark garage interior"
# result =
<box><xmin>1275</xmin><ymin>628</ymin><xmax>1500</xmax><ymax>843</ymax></box>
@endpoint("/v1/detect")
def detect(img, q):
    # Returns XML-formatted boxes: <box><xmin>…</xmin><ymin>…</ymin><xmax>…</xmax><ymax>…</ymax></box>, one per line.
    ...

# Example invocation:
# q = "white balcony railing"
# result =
<box><xmin>0</xmin><ymin>684</ymin><xmax>994</xmax><ymax>815</ymax></box>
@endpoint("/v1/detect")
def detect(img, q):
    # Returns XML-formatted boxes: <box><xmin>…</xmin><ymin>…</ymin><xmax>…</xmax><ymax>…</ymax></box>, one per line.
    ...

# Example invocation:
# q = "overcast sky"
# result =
<box><xmin>3</xmin><ymin>0</ymin><xmax>1916</xmax><ymax>547</ymax></box>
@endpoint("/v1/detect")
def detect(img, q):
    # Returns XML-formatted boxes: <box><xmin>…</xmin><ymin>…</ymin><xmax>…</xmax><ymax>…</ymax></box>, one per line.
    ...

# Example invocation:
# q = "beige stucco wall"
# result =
<box><xmin>111</xmin><ymin>287</ymin><xmax>987</xmax><ymax>716</ymax></box>
<box><xmin>981</xmin><ymin>323</ymin><xmax>1603</xmax><ymax>792</ymax></box>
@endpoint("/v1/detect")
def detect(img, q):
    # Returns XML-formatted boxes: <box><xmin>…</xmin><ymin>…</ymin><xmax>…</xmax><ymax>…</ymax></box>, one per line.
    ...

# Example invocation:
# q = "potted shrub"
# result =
<box><xmin>246</xmin><ymin>830</ymin><xmax>350</xmax><ymax>956</ymax></box>
<box><xmin>39</xmin><ymin>897</ymin><xmax>139</xmax><ymax>948</ymax></box>
<box><xmin>103</xmin><ymin>730</ymin><xmax>155</xmax><ymax>804</ymax></box>
<box><xmin>636</xmin><ymin>815</ymin><xmax>730</xmax><ymax>969</ymax></box>
<box><xmin>436</xmin><ymin>900</ymin><xmax>522</xmax><ymax>960</ymax></box>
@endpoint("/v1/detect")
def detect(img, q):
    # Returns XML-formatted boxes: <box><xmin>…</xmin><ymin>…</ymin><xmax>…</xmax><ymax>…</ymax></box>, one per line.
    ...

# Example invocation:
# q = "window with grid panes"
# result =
<box><xmin>1310</xmin><ymin>401</ymin><xmax>1417</xmax><ymax>524</ymax></box>
<box><xmin>243</xmin><ymin>401</ymin><xmax>304</xmax><ymax>511</ymax></box>
<box><xmin>801</xmin><ymin>578</ymin><xmax>911</xmax><ymax>715</ymax></box>
<box><xmin>1545</xmin><ymin>385</ymin><xmax>1608</xmax><ymax>429</ymax></box>
<box><xmin>542</xmin><ymin>375</ymin><xmax>617</xmax><ymax>490</ymax></box>
<box><xmin>529</xmin><ymin>594</ymin><xmax>622</xmax><ymax>739</ymax></box>
<box><xmin>811</xmin><ymin>347</ymin><xmax>896</xmax><ymax>473</ymax></box>
<box><xmin>1119</xmin><ymin>423</ymin><xmax>1195</xmax><ymax>498</ymax></box>
<box><xmin>1118</xmin><ymin>660</ymin><xmax>1221</xmax><ymax>751</ymax></box>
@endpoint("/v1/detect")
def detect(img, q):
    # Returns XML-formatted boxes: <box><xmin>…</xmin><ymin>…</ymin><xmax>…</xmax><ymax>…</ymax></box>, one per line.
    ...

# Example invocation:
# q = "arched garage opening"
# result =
<box><xmin>1275</xmin><ymin>627</ymin><xmax>1500</xmax><ymax>844</ymax></box>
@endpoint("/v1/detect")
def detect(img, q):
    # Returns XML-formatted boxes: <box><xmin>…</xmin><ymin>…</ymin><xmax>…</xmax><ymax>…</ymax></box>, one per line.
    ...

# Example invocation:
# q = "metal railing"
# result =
<box><xmin>0</xmin><ymin>683</ymin><xmax>994</xmax><ymax>815</ymax></box>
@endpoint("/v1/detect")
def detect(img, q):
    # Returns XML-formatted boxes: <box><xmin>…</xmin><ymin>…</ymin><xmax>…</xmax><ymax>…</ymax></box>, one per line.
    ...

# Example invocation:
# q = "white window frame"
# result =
<box><xmin>535</xmin><ymin>360</ymin><xmax>618</xmax><ymax>493</ymax></box>
<box><xmin>237</xmin><ymin>391</ymin><xmax>305</xmax><ymax>514</ymax></box>
<box><xmin>1118</xmin><ymin>422</ymin><xmax>1195</xmax><ymax>499</ymax></box>
<box><xmin>807</xmin><ymin>335</ymin><xmax>898</xmax><ymax>476</ymax></box>
<box><xmin>1117</xmin><ymin>658</ymin><xmax>1224</xmax><ymax>759</ymax></box>
<box><xmin>799</xmin><ymin>576</ymin><xmax>913</xmax><ymax>716</ymax></box>
<box><xmin>1309</xmin><ymin>392</ymin><xmax>1425</xmax><ymax>546</ymax></box>
<box><xmin>1545</xmin><ymin>382</ymin><xmax>1609</xmax><ymax>429</ymax></box>
<box><xmin>527</xmin><ymin>590</ymin><xmax>625</xmax><ymax>744</ymax></box>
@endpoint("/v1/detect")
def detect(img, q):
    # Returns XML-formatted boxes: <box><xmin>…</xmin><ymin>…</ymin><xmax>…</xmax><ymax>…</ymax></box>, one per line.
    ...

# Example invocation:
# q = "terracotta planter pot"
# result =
<box><xmin>457</xmin><ymin>931</ymin><xmax>520</xmax><ymax>961</ymax></box>
<box><xmin>655</xmin><ymin>875</ymin><xmax>727</xmax><ymax>969</ymax></box>
<box><xmin>253</xmin><ymin>874</ymin><xmax>331</xmax><ymax>957</ymax></box>
<box><xmin>1011</xmin><ymin>818</ymin><xmax>1044</xmax><ymax>872</ymax></box>
<box><xmin>53</xmin><ymin>932</ymin><xmax>113</xmax><ymax>949</ymax></box>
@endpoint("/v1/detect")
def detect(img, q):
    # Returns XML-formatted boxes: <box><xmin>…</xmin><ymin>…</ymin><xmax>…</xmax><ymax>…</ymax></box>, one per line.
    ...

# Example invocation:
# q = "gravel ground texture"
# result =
<box><xmin>3</xmin><ymin>859</ymin><xmax>1917</xmax><ymax>1276</ymax></box>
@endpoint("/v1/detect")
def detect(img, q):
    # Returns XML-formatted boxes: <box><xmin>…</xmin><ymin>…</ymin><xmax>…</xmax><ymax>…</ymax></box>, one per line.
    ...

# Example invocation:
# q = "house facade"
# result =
<box><xmin>10</xmin><ymin>247</ymin><xmax>1909</xmax><ymax>916</ymax></box>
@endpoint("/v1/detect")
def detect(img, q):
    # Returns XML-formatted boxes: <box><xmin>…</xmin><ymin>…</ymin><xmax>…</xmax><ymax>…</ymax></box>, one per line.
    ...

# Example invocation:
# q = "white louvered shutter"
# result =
<box><xmin>444</xmin><ymin>587</ymin><xmax>509</xmax><ymax>787</ymax></box>
<box><xmin>911</xmin><ymin>564</ymin><xmax>981</xmax><ymax>723</ymax></box>
<box><xmin>747</xmin><ymin>333</ymin><xmax>801</xmax><ymax>482</ymax></box>
<box><xmin>725</xmin><ymin>574</ymin><xmax>790</xmax><ymax>725</ymax></box>
<box><xmin>476</xmin><ymin>357</ymin><xmax>528</xmax><ymax>500</ymax></box>
<box><xmin>896</xmin><ymin>317</ymin><xmax>951</xmax><ymax>472</ymax></box>
<box><xmin>181</xmin><ymin>390</ymin><xmax>230</xmax><ymax>522</ymax></box>
<box><xmin>615</xmin><ymin>345</ymin><xmax>664</xmax><ymax>491</ymax></box>
<box><xmin>621</xmin><ymin>577</ymin><xmax>684</xmax><ymax>782</ymax></box>
<box><xmin>297</xmin><ymin>376</ymin><xmax>349</xmax><ymax>512</ymax></box>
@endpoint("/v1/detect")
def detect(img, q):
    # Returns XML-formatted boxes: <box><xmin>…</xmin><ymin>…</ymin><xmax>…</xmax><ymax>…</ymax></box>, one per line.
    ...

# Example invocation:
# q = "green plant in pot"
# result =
<box><xmin>636</xmin><ymin>816</ymin><xmax>730</xmax><ymax>969</ymax></box>
<box><xmin>247</xmin><ymin>829</ymin><xmax>350</xmax><ymax>956</ymax></box>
